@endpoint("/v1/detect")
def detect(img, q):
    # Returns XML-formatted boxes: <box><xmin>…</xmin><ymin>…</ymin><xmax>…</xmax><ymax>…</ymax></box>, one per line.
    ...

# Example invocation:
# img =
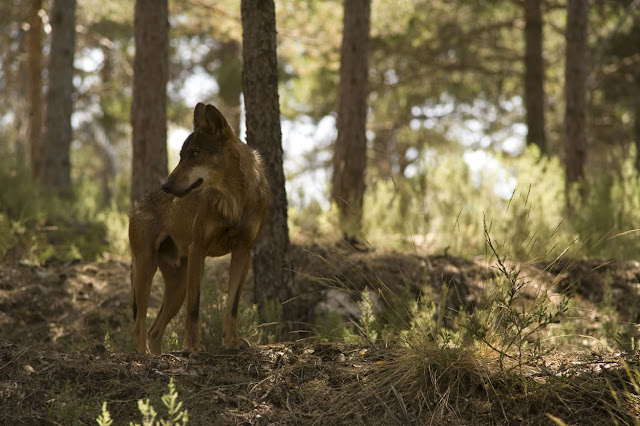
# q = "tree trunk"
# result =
<box><xmin>634</xmin><ymin>81</ymin><xmax>640</xmax><ymax>173</ymax></box>
<box><xmin>99</xmin><ymin>44</ymin><xmax>115</xmax><ymax>207</ymax></box>
<box><xmin>564</xmin><ymin>0</ymin><xmax>589</xmax><ymax>190</ymax></box>
<box><xmin>26</xmin><ymin>0</ymin><xmax>44</xmax><ymax>177</ymax></box>
<box><xmin>524</xmin><ymin>0</ymin><xmax>547</xmax><ymax>155</ymax></box>
<box><xmin>40</xmin><ymin>0</ymin><xmax>76</xmax><ymax>192</ymax></box>
<box><xmin>331</xmin><ymin>0</ymin><xmax>371</xmax><ymax>242</ymax></box>
<box><xmin>130</xmin><ymin>0</ymin><xmax>169</xmax><ymax>205</ymax></box>
<box><xmin>241</xmin><ymin>0</ymin><xmax>295</xmax><ymax>338</ymax></box>
<box><xmin>216</xmin><ymin>40</ymin><xmax>243</xmax><ymax>136</ymax></box>
<box><xmin>373</xmin><ymin>127</ymin><xmax>393</xmax><ymax>180</ymax></box>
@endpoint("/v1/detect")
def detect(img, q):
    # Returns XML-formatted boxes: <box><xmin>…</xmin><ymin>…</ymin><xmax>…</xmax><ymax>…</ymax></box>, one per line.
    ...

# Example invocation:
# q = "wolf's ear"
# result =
<box><xmin>193</xmin><ymin>102</ymin><xmax>208</xmax><ymax>129</ymax></box>
<box><xmin>204</xmin><ymin>104</ymin><xmax>234</xmax><ymax>137</ymax></box>
<box><xmin>193</xmin><ymin>103</ymin><xmax>234</xmax><ymax>137</ymax></box>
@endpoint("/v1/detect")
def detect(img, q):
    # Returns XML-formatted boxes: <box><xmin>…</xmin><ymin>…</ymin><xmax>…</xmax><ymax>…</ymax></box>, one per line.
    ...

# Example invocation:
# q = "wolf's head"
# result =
<box><xmin>162</xmin><ymin>103</ymin><xmax>236</xmax><ymax>198</ymax></box>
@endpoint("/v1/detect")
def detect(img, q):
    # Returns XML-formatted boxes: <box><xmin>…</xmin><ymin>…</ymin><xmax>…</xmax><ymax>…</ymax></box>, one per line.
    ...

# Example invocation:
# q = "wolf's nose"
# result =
<box><xmin>161</xmin><ymin>182</ymin><xmax>172</xmax><ymax>193</ymax></box>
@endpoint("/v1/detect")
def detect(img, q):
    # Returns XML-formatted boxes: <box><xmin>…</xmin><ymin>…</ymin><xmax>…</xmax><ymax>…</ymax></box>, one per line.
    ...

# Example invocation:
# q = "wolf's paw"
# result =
<box><xmin>149</xmin><ymin>340</ymin><xmax>162</xmax><ymax>356</ymax></box>
<box><xmin>223</xmin><ymin>336</ymin><xmax>250</xmax><ymax>350</ymax></box>
<box><xmin>184</xmin><ymin>341</ymin><xmax>205</xmax><ymax>353</ymax></box>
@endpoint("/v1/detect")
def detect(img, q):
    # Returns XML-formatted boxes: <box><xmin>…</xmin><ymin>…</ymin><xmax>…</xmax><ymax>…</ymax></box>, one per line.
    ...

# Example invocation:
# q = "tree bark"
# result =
<box><xmin>40</xmin><ymin>0</ymin><xmax>76</xmax><ymax>192</ymax></box>
<box><xmin>130</xmin><ymin>0</ymin><xmax>169</xmax><ymax>205</ymax></box>
<box><xmin>98</xmin><ymin>45</ymin><xmax>116</xmax><ymax>207</ymax></box>
<box><xmin>241</xmin><ymin>0</ymin><xmax>295</xmax><ymax>336</ymax></box>
<box><xmin>373</xmin><ymin>127</ymin><xmax>393</xmax><ymax>180</ymax></box>
<box><xmin>331</xmin><ymin>0</ymin><xmax>371</xmax><ymax>242</ymax></box>
<box><xmin>564</xmin><ymin>0</ymin><xmax>589</xmax><ymax>190</ymax></box>
<box><xmin>524</xmin><ymin>0</ymin><xmax>547</xmax><ymax>155</ymax></box>
<box><xmin>634</xmin><ymin>81</ymin><xmax>640</xmax><ymax>173</ymax></box>
<box><xmin>26</xmin><ymin>0</ymin><xmax>44</xmax><ymax>176</ymax></box>
<box><xmin>216</xmin><ymin>40</ymin><xmax>243</xmax><ymax>136</ymax></box>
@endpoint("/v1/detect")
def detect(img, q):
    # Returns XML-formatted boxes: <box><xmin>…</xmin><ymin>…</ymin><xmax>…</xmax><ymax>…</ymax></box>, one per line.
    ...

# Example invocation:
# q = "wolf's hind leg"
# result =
<box><xmin>148</xmin><ymin>258</ymin><xmax>188</xmax><ymax>355</ymax></box>
<box><xmin>223</xmin><ymin>247</ymin><xmax>251</xmax><ymax>349</ymax></box>
<box><xmin>183</xmin><ymin>245</ymin><xmax>206</xmax><ymax>352</ymax></box>
<box><xmin>132</xmin><ymin>252</ymin><xmax>157</xmax><ymax>353</ymax></box>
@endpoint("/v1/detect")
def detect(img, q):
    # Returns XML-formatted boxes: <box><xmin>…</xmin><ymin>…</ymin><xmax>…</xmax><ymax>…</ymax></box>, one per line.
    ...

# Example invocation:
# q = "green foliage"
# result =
<box><xmin>102</xmin><ymin>309</ymin><xmax>137</xmax><ymax>353</ymax></box>
<box><xmin>305</xmin><ymin>174</ymin><xmax>576</xmax><ymax>363</ymax></box>
<box><xmin>48</xmin><ymin>380</ymin><xmax>85</xmax><ymax>424</ymax></box>
<box><xmin>0</xmin><ymin>155</ymin><xmax>44</xmax><ymax>258</ymax></box>
<box><xmin>98</xmin><ymin>378</ymin><xmax>188</xmax><ymax>426</ymax></box>
<box><xmin>195</xmin><ymin>291</ymin><xmax>263</xmax><ymax>349</ymax></box>
<box><xmin>336</xmin><ymin>144</ymin><xmax>640</xmax><ymax>261</ymax></box>
<box><xmin>462</xmin><ymin>220</ymin><xmax>570</xmax><ymax>370</ymax></box>
<box><xmin>0</xmin><ymin>143</ymin><xmax>130</xmax><ymax>262</ymax></box>
<box><xmin>569</xmin><ymin>151</ymin><xmax>640</xmax><ymax>259</ymax></box>
<box><xmin>357</xmin><ymin>287</ymin><xmax>378</xmax><ymax>343</ymax></box>
<box><xmin>608</xmin><ymin>362</ymin><xmax>640</xmax><ymax>425</ymax></box>
<box><xmin>594</xmin><ymin>271</ymin><xmax>640</xmax><ymax>352</ymax></box>
<box><xmin>313</xmin><ymin>310</ymin><xmax>359</xmax><ymax>343</ymax></box>
<box><xmin>96</xmin><ymin>402</ymin><xmax>114</xmax><ymax>426</ymax></box>
<box><xmin>288</xmin><ymin>199</ymin><xmax>341</xmax><ymax>243</ymax></box>
<box><xmin>396</xmin><ymin>283</ymin><xmax>464</xmax><ymax>350</ymax></box>
<box><xmin>259</xmin><ymin>297</ymin><xmax>284</xmax><ymax>344</ymax></box>
<box><xmin>357</xmin><ymin>145</ymin><xmax>572</xmax><ymax>258</ymax></box>
<box><xmin>97</xmin><ymin>205</ymin><xmax>130</xmax><ymax>258</ymax></box>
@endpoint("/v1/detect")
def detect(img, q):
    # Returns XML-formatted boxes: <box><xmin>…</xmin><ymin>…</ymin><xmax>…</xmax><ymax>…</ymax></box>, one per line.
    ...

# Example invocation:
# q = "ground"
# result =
<box><xmin>1</xmin><ymin>244</ymin><xmax>640</xmax><ymax>425</ymax></box>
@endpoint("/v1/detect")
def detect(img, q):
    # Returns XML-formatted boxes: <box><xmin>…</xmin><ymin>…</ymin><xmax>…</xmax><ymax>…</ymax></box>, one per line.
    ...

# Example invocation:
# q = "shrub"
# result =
<box><xmin>0</xmin><ymin>146</ymin><xmax>129</xmax><ymax>261</ymax></box>
<box><xmin>97</xmin><ymin>378</ymin><xmax>188</xmax><ymax>426</ymax></box>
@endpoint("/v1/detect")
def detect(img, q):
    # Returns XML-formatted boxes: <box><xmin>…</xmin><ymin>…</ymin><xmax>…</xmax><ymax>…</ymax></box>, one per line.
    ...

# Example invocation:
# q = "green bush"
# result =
<box><xmin>349</xmin><ymin>145</ymin><xmax>640</xmax><ymax>260</ymax></box>
<box><xmin>97</xmin><ymin>378</ymin><xmax>188</xmax><ymax>426</ymax></box>
<box><xmin>0</xmin><ymin>147</ymin><xmax>129</xmax><ymax>262</ymax></box>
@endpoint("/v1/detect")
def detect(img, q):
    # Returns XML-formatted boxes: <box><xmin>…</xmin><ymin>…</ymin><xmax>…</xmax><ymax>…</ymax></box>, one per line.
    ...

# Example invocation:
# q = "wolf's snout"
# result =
<box><xmin>161</xmin><ymin>181</ymin><xmax>174</xmax><ymax>194</ymax></box>
<box><xmin>162</xmin><ymin>178</ymin><xmax>204</xmax><ymax>198</ymax></box>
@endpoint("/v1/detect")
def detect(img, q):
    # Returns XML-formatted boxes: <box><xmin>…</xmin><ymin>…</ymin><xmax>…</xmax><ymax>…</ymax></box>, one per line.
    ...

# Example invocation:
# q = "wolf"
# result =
<box><xmin>129</xmin><ymin>103</ymin><xmax>269</xmax><ymax>354</ymax></box>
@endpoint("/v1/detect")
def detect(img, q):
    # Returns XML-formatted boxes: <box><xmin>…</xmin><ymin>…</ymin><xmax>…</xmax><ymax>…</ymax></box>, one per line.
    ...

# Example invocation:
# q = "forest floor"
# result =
<box><xmin>1</xmin><ymin>243</ymin><xmax>640</xmax><ymax>425</ymax></box>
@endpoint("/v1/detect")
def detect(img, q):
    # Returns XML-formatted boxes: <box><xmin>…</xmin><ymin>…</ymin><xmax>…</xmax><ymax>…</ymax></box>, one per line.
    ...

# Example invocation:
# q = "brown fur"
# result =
<box><xmin>129</xmin><ymin>103</ymin><xmax>269</xmax><ymax>354</ymax></box>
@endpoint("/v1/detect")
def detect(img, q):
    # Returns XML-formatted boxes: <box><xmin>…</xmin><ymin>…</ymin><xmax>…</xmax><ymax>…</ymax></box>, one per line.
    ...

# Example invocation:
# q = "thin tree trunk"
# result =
<box><xmin>26</xmin><ymin>0</ymin><xmax>44</xmax><ymax>176</ymax></box>
<box><xmin>130</xmin><ymin>0</ymin><xmax>169</xmax><ymax>205</ymax></box>
<box><xmin>331</xmin><ymin>0</ymin><xmax>371</xmax><ymax>243</ymax></box>
<box><xmin>634</xmin><ymin>81</ymin><xmax>640</xmax><ymax>173</ymax></box>
<box><xmin>217</xmin><ymin>40</ymin><xmax>243</xmax><ymax>136</ymax></box>
<box><xmin>524</xmin><ymin>0</ymin><xmax>547</xmax><ymax>154</ymax></box>
<box><xmin>373</xmin><ymin>127</ymin><xmax>393</xmax><ymax>180</ymax></box>
<box><xmin>241</xmin><ymin>0</ymin><xmax>295</xmax><ymax>337</ymax></box>
<box><xmin>40</xmin><ymin>0</ymin><xmax>76</xmax><ymax>192</ymax></box>
<box><xmin>564</xmin><ymin>0</ymin><xmax>589</xmax><ymax>191</ymax></box>
<box><xmin>98</xmin><ymin>44</ymin><xmax>116</xmax><ymax>207</ymax></box>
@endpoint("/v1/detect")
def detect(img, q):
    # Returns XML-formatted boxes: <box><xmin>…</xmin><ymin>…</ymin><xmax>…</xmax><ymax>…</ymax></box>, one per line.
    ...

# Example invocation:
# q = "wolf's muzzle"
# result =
<box><xmin>162</xmin><ymin>178</ymin><xmax>204</xmax><ymax>198</ymax></box>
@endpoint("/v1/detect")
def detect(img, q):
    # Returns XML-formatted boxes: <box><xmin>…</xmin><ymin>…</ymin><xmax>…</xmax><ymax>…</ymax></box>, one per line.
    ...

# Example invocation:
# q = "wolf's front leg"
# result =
<box><xmin>223</xmin><ymin>247</ymin><xmax>252</xmax><ymax>349</ymax></box>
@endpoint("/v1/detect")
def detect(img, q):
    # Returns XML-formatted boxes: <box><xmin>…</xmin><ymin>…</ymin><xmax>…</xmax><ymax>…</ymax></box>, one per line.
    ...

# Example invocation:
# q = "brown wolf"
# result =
<box><xmin>129</xmin><ymin>103</ymin><xmax>269</xmax><ymax>354</ymax></box>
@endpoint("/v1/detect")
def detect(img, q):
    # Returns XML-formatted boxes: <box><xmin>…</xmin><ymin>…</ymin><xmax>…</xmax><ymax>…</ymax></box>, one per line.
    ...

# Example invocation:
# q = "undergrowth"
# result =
<box><xmin>301</xmin><ymin>164</ymin><xmax>640</xmax><ymax>423</ymax></box>
<box><xmin>0</xmin><ymin>150</ymin><xmax>129</xmax><ymax>262</ymax></box>
<box><xmin>97</xmin><ymin>378</ymin><xmax>188</xmax><ymax>426</ymax></box>
<box><xmin>156</xmin><ymin>258</ymin><xmax>269</xmax><ymax>351</ymax></box>
<box><xmin>312</xmin><ymin>221</ymin><xmax>640</xmax><ymax>424</ymax></box>
<box><xmin>291</xmin><ymin>145</ymin><xmax>640</xmax><ymax>260</ymax></box>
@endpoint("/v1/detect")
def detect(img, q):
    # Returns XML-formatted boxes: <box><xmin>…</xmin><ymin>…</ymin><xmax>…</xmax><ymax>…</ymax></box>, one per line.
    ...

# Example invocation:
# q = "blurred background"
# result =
<box><xmin>1</xmin><ymin>0</ymin><xmax>639</xmax><ymax>262</ymax></box>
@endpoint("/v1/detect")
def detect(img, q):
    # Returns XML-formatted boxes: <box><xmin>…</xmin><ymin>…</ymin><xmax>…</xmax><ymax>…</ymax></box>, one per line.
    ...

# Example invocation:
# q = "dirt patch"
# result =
<box><xmin>1</xmin><ymin>244</ymin><xmax>640</xmax><ymax>424</ymax></box>
<box><xmin>0</xmin><ymin>259</ymin><xmax>131</xmax><ymax>350</ymax></box>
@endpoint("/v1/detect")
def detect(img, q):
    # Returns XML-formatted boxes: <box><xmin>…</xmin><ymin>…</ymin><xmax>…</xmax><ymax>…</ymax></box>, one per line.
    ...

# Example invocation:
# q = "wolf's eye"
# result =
<box><xmin>191</xmin><ymin>150</ymin><xmax>200</xmax><ymax>158</ymax></box>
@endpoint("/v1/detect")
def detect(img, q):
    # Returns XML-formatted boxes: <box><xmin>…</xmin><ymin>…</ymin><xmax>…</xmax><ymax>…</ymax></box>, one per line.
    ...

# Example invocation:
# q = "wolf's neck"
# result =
<box><xmin>214</xmin><ymin>151</ymin><xmax>247</xmax><ymax>224</ymax></box>
<box><xmin>213</xmin><ymin>189</ymin><xmax>242</xmax><ymax>224</ymax></box>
